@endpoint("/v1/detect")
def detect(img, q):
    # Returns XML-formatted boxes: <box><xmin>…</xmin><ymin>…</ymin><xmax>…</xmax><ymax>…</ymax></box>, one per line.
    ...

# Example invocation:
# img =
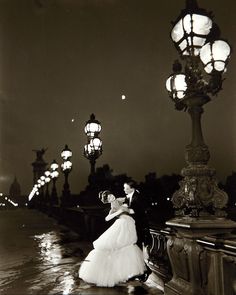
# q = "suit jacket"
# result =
<box><xmin>124</xmin><ymin>190</ymin><xmax>150</xmax><ymax>245</ymax></box>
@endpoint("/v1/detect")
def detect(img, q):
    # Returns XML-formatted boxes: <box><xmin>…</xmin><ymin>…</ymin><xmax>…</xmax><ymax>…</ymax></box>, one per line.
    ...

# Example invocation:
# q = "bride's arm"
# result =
<box><xmin>105</xmin><ymin>206</ymin><xmax>134</xmax><ymax>221</ymax></box>
<box><xmin>105</xmin><ymin>209</ymin><xmax>123</xmax><ymax>221</ymax></box>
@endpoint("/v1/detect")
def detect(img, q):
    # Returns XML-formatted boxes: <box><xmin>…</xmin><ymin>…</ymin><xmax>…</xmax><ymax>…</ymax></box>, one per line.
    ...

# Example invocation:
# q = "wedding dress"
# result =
<box><xmin>79</xmin><ymin>213</ymin><xmax>146</xmax><ymax>287</ymax></box>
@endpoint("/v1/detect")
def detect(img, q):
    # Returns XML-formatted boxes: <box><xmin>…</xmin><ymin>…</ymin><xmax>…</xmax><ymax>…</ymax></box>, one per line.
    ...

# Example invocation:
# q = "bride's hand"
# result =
<box><xmin>120</xmin><ymin>206</ymin><xmax>134</xmax><ymax>215</ymax></box>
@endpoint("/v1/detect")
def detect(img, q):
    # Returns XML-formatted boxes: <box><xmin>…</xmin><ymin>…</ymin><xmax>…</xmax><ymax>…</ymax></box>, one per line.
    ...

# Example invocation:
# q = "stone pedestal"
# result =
<box><xmin>164</xmin><ymin>217</ymin><xmax>236</xmax><ymax>295</ymax></box>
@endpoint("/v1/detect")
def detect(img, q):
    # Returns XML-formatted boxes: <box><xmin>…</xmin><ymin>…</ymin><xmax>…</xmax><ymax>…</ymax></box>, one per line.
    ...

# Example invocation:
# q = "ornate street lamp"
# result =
<box><xmin>166</xmin><ymin>0</ymin><xmax>231</xmax><ymax>217</ymax></box>
<box><xmin>50</xmin><ymin>160</ymin><xmax>59</xmax><ymax>206</ymax></box>
<box><xmin>164</xmin><ymin>1</ymin><xmax>236</xmax><ymax>295</ymax></box>
<box><xmin>84</xmin><ymin>114</ymin><xmax>102</xmax><ymax>176</ymax></box>
<box><xmin>60</xmin><ymin>145</ymin><xmax>72</xmax><ymax>207</ymax></box>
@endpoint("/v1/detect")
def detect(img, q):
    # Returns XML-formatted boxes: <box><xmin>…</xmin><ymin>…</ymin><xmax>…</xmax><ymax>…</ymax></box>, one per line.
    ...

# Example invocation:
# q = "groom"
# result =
<box><xmin>123</xmin><ymin>181</ymin><xmax>152</xmax><ymax>281</ymax></box>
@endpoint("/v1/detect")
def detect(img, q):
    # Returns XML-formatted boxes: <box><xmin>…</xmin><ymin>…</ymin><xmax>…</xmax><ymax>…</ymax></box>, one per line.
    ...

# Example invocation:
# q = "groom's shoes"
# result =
<box><xmin>138</xmin><ymin>266</ymin><xmax>152</xmax><ymax>282</ymax></box>
<box><xmin>127</xmin><ymin>266</ymin><xmax>152</xmax><ymax>283</ymax></box>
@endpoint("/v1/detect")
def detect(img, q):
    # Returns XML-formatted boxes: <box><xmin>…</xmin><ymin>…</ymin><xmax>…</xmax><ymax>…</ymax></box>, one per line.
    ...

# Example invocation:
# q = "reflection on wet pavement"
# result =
<box><xmin>0</xmin><ymin>209</ymin><xmax>163</xmax><ymax>295</ymax></box>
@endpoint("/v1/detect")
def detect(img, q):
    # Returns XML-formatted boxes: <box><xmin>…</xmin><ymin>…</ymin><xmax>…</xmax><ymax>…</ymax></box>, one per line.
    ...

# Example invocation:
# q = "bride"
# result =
<box><xmin>78</xmin><ymin>190</ymin><xmax>147</xmax><ymax>287</ymax></box>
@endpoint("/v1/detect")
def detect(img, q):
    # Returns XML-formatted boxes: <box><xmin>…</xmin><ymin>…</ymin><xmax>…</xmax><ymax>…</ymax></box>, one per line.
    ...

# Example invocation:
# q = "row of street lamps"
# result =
<box><xmin>29</xmin><ymin>114</ymin><xmax>102</xmax><ymax>205</ymax></box>
<box><xmin>29</xmin><ymin>145</ymin><xmax>73</xmax><ymax>206</ymax></box>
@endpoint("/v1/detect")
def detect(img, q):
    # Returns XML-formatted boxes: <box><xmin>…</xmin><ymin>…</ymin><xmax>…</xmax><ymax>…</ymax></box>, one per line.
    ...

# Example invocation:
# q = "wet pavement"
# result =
<box><xmin>0</xmin><ymin>209</ymin><xmax>163</xmax><ymax>295</ymax></box>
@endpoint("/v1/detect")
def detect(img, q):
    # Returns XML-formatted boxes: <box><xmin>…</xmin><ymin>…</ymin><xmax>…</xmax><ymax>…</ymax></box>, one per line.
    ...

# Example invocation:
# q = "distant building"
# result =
<box><xmin>7</xmin><ymin>177</ymin><xmax>27</xmax><ymax>208</ymax></box>
<box><xmin>9</xmin><ymin>176</ymin><xmax>21</xmax><ymax>199</ymax></box>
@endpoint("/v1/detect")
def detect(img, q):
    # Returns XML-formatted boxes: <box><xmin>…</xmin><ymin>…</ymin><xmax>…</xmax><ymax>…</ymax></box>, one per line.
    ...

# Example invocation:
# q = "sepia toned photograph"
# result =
<box><xmin>0</xmin><ymin>0</ymin><xmax>236</xmax><ymax>294</ymax></box>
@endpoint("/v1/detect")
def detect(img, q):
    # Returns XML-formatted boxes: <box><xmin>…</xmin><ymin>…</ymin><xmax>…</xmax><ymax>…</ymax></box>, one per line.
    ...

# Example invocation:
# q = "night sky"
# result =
<box><xmin>0</xmin><ymin>0</ymin><xmax>236</xmax><ymax>195</ymax></box>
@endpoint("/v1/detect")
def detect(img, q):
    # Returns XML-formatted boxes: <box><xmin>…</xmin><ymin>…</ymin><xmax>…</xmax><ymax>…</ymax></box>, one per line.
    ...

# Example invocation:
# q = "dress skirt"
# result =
<box><xmin>79</xmin><ymin>214</ymin><xmax>146</xmax><ymax>287</ymax></box>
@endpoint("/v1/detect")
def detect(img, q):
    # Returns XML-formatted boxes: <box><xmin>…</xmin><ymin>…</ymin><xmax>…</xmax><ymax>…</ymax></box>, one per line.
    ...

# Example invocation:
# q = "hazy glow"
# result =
<box><xmin>121</xmin><ymin>95</ymin><xmax>126</xmax><ymax>100</ymax></box>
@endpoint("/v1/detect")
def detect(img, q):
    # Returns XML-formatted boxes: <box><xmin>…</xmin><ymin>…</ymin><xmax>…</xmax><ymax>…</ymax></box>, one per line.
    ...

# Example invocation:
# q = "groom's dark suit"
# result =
<box><xmin>124</xmin><ymin>190</ymin><xmax>151</xmax><ymax>249</ymax></box>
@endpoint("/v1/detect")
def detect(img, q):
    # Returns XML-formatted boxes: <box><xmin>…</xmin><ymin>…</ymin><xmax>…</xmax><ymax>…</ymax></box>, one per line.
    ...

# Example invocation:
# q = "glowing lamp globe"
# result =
<box><xmin>44</xmin><ymin>170</ymin><xmax>51</xmax><ymax>177</ymax></box>
<box><xmin>90</xmin><ymin>137</ymin><xmax>102</xmax><ymax>151</ymax></box>
<box><xmin>166</xmin><ymin>73</ymin><xmax>187</xmax><ymax>100</ymax></box>
<box><xmin>45</xmin><ymin>177</ymin><xmax>50</xmax><ymax>183</ymax></box>
<box><xmin>51</xmin><ymin>170</ymin><xmax>59</xmax><ymax>179</ymax></box>
<box><xmin>84</xmin><ymin>143</ymin><xmax>94</xmax><ymax>157</ymax></box>
<box><xmin>61</xmin><ymin>160</ymin><xmax>72</xmax><ymax>172</ymax></box>
<box><xmin>61</xmin><ymin>145</ymin><xmax>72</xmax><ymax>160</ymax></box>
<box><xmin>84</xmin><ymin>114</ymin><xmax>101</xmax><ymax>138</ymax></box>
<box><xmin>200</xmin><ymin>40</ymin><xmax>231</xmax><ymax>73</ymax></box>
<box><xmin>51</xmin><ymin>160</ymin><xmax>59</xmax><ymax>171</ymax></box>
<box><xmin>171</xmin><ymin>0</ymin><xmax>213</xmax><ymax>56</ymax></box>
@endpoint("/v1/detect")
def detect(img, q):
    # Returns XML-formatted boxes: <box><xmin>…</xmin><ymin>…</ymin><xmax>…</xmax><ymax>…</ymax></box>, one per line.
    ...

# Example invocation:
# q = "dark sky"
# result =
<box><xmin>0</xmin><ymin>0</ymin><xmax>236</xmax><ymax>195</ymax></box>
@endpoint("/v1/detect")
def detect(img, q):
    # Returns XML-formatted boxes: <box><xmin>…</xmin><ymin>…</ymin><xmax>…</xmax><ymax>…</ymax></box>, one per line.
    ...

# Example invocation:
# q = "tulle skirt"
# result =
<box><xmin>79</xmin><ymin>214</ymin><xmax>146</xmax><ymax>287</ymax></box>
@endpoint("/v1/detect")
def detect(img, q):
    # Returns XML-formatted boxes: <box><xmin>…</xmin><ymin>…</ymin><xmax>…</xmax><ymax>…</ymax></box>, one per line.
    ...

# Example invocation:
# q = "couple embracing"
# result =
<box><xmin>79</xmin><ymin>181</ymin><xmax>152</xmax><ymax>287</ymax></box>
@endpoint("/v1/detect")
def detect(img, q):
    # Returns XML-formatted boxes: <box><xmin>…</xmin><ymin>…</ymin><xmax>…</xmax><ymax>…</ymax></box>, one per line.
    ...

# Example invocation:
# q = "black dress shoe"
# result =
<box><xmin>139</xmin><ymin>267</ymin><xmax>152</xmax><ymax>282</ymax></box>
<box><xmin>131</xmin><ymin>269</ymin><xmax>151</xmax><ymax>283</ymax></box>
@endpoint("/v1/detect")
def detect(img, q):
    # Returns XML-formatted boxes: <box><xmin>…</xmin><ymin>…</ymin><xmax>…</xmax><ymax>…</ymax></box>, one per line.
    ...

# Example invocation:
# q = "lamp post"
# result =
<box><xmin>164</xmin><ymin>1</ymin><xmax>236</xmax><ymax>294</ymax></box>
<box><xmin>166</xmin><ymin>0</ymin><xmax>232</xmax><ymax>218</ymax></box>
<box><xmin>84</xmin><ymin>114</ymin><xmax>102</xmax><ymax>176</ymax></box>
<box><xmin>44</xmin><ymin>170</ymin><xmax>51</xmax><ymax>205</ymax></box>
<box><xmin>50</xmin><ymin>160</ymin><xmax>59</xmax><ymax>206</ymax></box>
<box><xmin>60</xmin><ymin>145</ymin><xmax>72</xmax><ymax>207</ymax></box>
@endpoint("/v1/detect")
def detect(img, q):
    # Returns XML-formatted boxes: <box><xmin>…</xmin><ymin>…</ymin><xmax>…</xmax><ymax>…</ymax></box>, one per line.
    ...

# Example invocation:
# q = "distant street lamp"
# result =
<box><xmin>84</xmin><ymin>113</ymin><xmax>101</xmax><ymax>139</ymax></box>
<box><xmin>164</xmin><ymin>1</ymin><xmax>236</xmax><ymax>295</ymax></box>
<box><xmin>44</xmin><ymin>170</ymin><xmax>51</xmax><ymax>203</ymax></box>
<box><xmin>40</xmin><ymin>175</ymin><xmax>46</xmax><ymax>199</ymax></box>
<box><xmin>60</xmin><ymin>145</ymin><xmax>72</xmax><ymax>207</ymax></box>
<box><xmin>84</xmin><ymin>114</ymin><xmax>102</xmax><ymax>176</ymax></box>
<box><xmin>50</xmin><ymin>160</ymin><xmax>59</xmax><ymax>206</ymax></box>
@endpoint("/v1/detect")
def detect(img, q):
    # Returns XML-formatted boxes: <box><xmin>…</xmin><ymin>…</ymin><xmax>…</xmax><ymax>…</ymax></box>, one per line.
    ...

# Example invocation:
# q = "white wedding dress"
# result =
<box><xmin>79</xmin><ymin>214</ymin><xmax>146</xmax><ymax>287</ymax></box>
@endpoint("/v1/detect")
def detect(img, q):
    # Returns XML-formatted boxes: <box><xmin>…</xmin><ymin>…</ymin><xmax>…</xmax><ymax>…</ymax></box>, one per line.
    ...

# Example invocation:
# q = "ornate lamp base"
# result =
<box><xmin>172</xmin><ymin>164</ymin><xmax>228</xmax><ymax>218</ymax></box>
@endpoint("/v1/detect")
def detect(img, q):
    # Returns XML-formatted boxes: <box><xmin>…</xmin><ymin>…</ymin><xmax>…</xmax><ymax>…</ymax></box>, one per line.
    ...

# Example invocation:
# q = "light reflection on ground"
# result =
<box><xmin>0</xmin><ymin>209</ymin><xmax>162</xmax><ymax>295</ymax></box>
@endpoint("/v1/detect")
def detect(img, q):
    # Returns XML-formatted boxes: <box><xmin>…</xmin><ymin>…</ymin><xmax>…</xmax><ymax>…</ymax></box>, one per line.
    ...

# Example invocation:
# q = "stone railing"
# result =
<box><xmin>147</xmin><ymin>226</ymin><xmax>172</xmax><ymax>290</ymax></box>
<box><xmin>196</xmin><ymin>233</ymin><xmax>236</xmax><ymax>295</ymax></box>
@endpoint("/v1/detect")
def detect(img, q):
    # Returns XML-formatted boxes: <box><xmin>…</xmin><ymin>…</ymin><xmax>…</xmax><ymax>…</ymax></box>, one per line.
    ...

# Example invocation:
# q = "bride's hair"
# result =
<box><xmin>98</xmin><ymin>190</ymin><xmax>114</xmax><ymax>204</ymax></box>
